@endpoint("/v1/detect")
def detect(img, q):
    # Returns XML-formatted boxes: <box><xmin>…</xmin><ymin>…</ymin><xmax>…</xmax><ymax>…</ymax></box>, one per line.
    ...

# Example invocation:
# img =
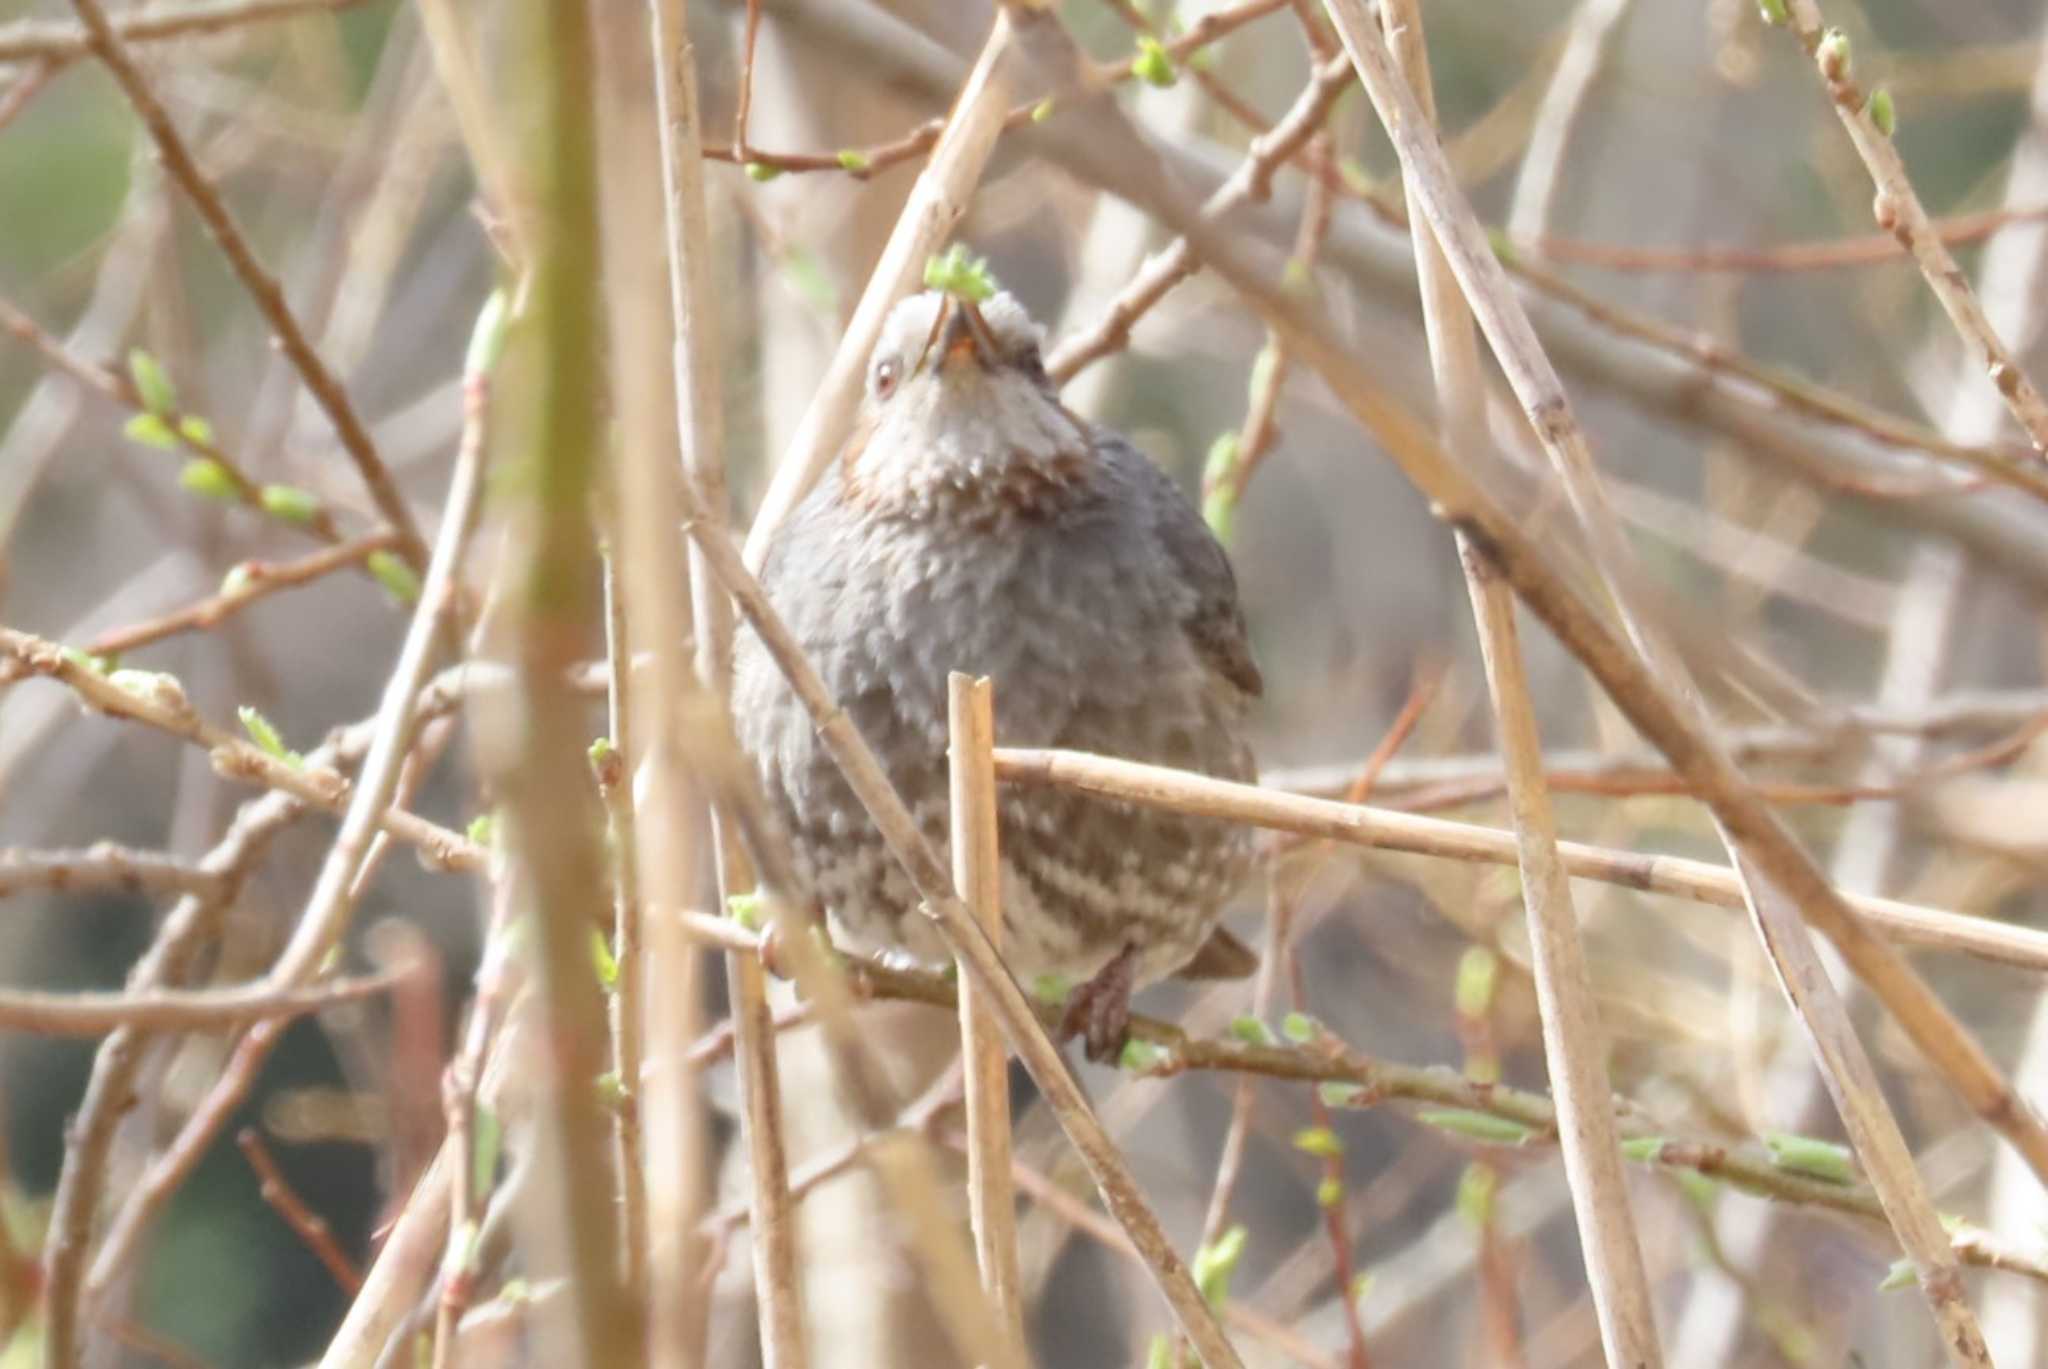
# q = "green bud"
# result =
<box><xmin>128</xmin><ymin>348</ymin><xmax>177</xmax><ymax>414</ymax></box>
<box><xmin>365</xmin><ymin>550</ymin><xmax>421</xmax><ymax>604</ymax></box>
<box><xmin>1191</xmin><ymin>1224</ymin><xmax>1247</xmax><ymax>1306</ymax></box>
<box><xmin>237</xmin><ymin>704</ymin><xmax>300</xmax><ymax>766</ymax></box>
<box><xmin>259</xmin><ymin>484</ymin><xmax>321</xmax><ymax>524</ymax></box>
<box><xmin>178</xmin><ymin>415</ymin><xmax>215</xmax><ymax>446</ymax></box>
<box><xmin>1318</xmin><ymin>1081</ymin><xmax>1367</xmax><ymax>1107</ymax></box>
<box><xmin>1118</xmin><ymin>1037</ymin><xmax>1170</xmax><ymax>1073</ymax></box>
<box><xmin>1866</xmin><ymin>85</ymin><xmax>1896</xmax><ymax>137</ymax></box>
<box><xmin>465</xmin><ymin>287</ymin><xmax>512</xmax><ymax>379</ymax></box>
<box><xmin>1765</xmin><ymin>1131</ymin><xmax>1854</xmax><ymax>1184</ymax></box>
<box><xmin>1228</xmin><ymin>1014</ymin><xmax>1275</xmax><ymax>1046</ymax></box>
<box><xmin>1816</xmin><ymin>28</ymin><xmax>1851</xmax><ymax>81</ymax></box>
<box><xmin>1292</xmin><ymin>1125</ymin><xmax>1344</xmax><ymax>1158</ymax></box>
<box><xmin>177</xmin><ymin>457</ymin><xmax>238</xmax><ymax>499</ymax></box>
<box><xmin>1756</xmin><ymin>0</ymin><xmax>1787</xmax><ymax>23</ymax></box>
<box><xmin>1280</xmin><ymin>1011</ymin><xmax>1319</xmax><ymax>1044</ymax></box>
<box><xmin>1878</xmin><ymin>1258</ymin><xmax>1917</xmax><ymax>1291</ymax></box>
<box><xmin>835</xmin><ymin>149</ymin><xmax>871</xmax><ymax>173</ymax></box>
<box><xmin>220</xmin><ymin>563</ymin><xmax>256</xmax><ymax>597</ymax></box>
<box><xmin>727</xmin><ymin>890</ymin><xmax>765</xmax><ymax>932</ymax></box>
<box><xmin>1455</xmin><ymin>946</ymin><xmax>1499</xmax><ymax>1018</ymax></box>
<box><xmin>466</xmin><ymin>813</ymin><xmax>498</xmax><ymax>848</ymax></box>
<box><xmin>743</xmin><ymin>161</ymin><xmax>783</xmax><ymax>182</ymax></box>
<box><xmin>1030</xmin><ymin>97</ymin><xmax>1055</xmax><ymax>123</ymax></box>
<box><xmin>1315</xmin><ymin>1176</ymin><xmax>1343</xmax><ymax>1208</ymax></box>
<box><xmin>1620</xmin><ymin>1136</ymin><xmax>1666</xmax><ymax>1163</ymax></box>
<box><xmin>124</xmin><ymin>413</ymin><xmax>178</xmax><ymax>450</ymax></box>
<box><xmin>1132</xmin><ymin>36</ymin><xmax>1177</xmax><ymax>88</ymax></box>
<box><xmin>591</xmin><ymin>927</ymin><xmax>619</xmax><ymax>990</ymax></box>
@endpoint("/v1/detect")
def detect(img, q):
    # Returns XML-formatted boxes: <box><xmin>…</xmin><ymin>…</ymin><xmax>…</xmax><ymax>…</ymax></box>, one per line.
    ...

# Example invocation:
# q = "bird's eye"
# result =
<box><xmin>874</xmin><ymin>358</ymin><xmax>900</xmax><ymax>399</ymax></box>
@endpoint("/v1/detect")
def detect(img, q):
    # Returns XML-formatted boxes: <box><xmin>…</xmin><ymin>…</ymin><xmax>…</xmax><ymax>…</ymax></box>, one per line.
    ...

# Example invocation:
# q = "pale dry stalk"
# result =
<box><xmin>1380</xmin><ymin>0</ymin><xmax>1659</xmax><ymax>1361</ymax></box>
<box><xmin>948</xmin><ymin>674</ymin><xmax>1026</xmax><ymax>1344</ymax></box>
<box><xmin>644</xmin><ymin>0</ymin><xmax>802</xmax><ymax>1360</ymax></box>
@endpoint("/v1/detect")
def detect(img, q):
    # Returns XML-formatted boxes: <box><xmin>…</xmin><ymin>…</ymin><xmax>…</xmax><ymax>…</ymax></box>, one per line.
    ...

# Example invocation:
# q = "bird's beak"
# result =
<box><xmin>929</xmin><ymin>296</ymin><xmax>997</xmax><ymax>374</ymax></box>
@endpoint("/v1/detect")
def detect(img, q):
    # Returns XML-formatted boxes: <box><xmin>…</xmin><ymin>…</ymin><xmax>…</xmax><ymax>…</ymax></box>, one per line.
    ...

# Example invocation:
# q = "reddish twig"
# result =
<box><xmin>88</xmin><ymin>531</ymin><xmax>404</xmax><ymax>657</ymax></box>
<box><xmin>236</xmin><ymin>1128</ymin><xmax>364</xmax><ymax>1294</ymax></box>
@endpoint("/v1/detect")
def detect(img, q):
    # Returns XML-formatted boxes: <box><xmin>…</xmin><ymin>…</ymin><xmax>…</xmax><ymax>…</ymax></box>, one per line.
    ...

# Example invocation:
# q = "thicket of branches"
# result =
<box><xmin>5</xmin><ymin>0</ymin><xmax>2048</xmax><ymax>1365</ymax></box>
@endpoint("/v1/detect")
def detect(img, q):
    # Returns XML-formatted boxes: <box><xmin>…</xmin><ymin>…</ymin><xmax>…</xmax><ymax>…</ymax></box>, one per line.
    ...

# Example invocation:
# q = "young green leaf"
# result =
<box><xmin>1227</xmin><ymin>1014</ymin><xmax>1274</xmax><ymax>1046</ymax></box>
<box><xmin>1132</xmin><ymin>36</ymin><xmax>1177</xmax><ymax>87</ymax></box>
<box><xmin>1417</xmin><ymin>1109</ymin><xmax>1532</xmax><ymax>1145</ymax></box>
<box><xmin>1765</xmin><ymin>1131</ymin><xmax>1854</xmax><ymax>1184</ymax></box>
<box><xmin>922</xmin><ymin>244</ymin><xmax>998</xmax><ymax>303</ymax></box>
<box><xmin>1191</xmin><ymin>1224</ymin><xmax>1247</xmax><ymax>1306</ymax></box>
<box><xmin>237</xmin><ymin>705</ymin><xmax>300</xmax><ymax>766</ymax></box>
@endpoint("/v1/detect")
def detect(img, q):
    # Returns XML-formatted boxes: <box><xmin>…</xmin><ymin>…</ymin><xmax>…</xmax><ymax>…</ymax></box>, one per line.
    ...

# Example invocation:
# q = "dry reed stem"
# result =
<box><xmin>0</xmin><ymin>0</ymin><xmax>368</xmax><ymax>67</ymax></box>
<box><xmin>642</xmin><ymin>1</ymin><xmax>796</xmax><ymax>1359</ymax></box>
<box><xmin>1382</xmin><ymin>1</ymin><xmax>1660</xmax><ymax>1361</ymax></box>
<box><xmin>948</xmin><ymin>674</ymin><xmax>1026</xmax><ymax>1345</ymax></box>
<box><xmin>740</xmin><ymin>9</ymin><xmax>1019</xmax><ymax>565</ymax></box>
<box><xmin>598</xmin><ymin>4</ymin><xmax>719</xmax><ymax>1360</ymax></box>
<box><xmin>1312</xmin><ymin>5</ymin><xmax>1999</xmax><ymax>1355</ymax></box>
<box><xmin>1781</xmin><ymin>0</ymin><xmax>2048</xmax><ymax>459</ymax></box>
<box><xmin>65</xmin><ymin>0</ymin><xmax>427</xmax><ymax>568</ymax></box>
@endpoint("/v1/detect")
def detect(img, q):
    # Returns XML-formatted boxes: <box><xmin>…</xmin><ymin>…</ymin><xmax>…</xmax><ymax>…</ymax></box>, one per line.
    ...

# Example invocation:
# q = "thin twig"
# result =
<box><xmin>1778</xmin><ymin>1</ymin><xmax>2048</xmax><ymax>459</ymax></box>
<box><xmin>0</xmin><ymin>970</ymin><xmax>395</xmax><ymax>1035</ymax></box>
<box><xmin>0</xmin><ymin>0</ymin><xmax>369</xmax><ymax>68</ymax></box>
<box><xmin>1386</xmin><ymin>0</ymin><xmax>1660</xmax><ymax>1360</ymax></box>
<box><xmin>65</xmin><ymin>0</ymin><xmax>428</xmax><ymax>568</ymax></box>
<box><xmin>237</xmin><ymin>1127</ymin><xmax>364</xmax><ymax>1294</ymax></box>
<box><xmin>0</xmin><ymin>843</ymin><xmax>228</xmax><ymax>900</ymax></box>
<box><xmin>89</xmin><ymin>531</ymin><xmax>404</xmax><ymax>657</ymax></box>
<box><xmin>947</xmin><ymin>674</ymin><xmax>1025</xmax><ymax>1343</ymax></box>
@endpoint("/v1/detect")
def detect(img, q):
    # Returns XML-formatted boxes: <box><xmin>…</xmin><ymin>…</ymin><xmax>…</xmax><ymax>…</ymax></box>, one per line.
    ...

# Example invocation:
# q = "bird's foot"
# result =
<box><xmin>1060</xmin><ymin>942</ymin><xmax>1140</xmax><ymax>1064</ymax></box>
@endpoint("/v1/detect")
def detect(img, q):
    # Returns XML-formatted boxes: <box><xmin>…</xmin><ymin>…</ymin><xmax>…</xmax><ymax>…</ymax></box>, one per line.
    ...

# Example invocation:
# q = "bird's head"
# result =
<box><xmin>844</xmin><ymin>289</ymin><xmax>1089</xmax><ymax>519</ymax></box>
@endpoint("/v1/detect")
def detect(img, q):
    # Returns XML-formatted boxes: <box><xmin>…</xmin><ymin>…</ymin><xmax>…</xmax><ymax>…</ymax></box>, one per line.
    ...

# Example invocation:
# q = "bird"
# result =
<box><xmin>733</xmin><ymin>285</ymin><xmax>1263</xmax><ymax>1060</ymax></box>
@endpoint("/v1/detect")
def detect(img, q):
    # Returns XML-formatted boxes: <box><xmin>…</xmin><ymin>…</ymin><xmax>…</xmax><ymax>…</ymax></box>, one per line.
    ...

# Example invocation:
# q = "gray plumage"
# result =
<box><xmin>733</xmin><ymin>289</ymin><xmax>1261</xmax><ymax>992</ymax></box>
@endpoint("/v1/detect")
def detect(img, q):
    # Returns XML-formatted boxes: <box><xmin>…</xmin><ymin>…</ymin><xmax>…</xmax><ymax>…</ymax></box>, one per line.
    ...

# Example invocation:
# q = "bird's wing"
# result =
<box><xmin>1099</xmin><ymin>429</ymin><xmax>1264</xmax><ymax>700</ymax></box>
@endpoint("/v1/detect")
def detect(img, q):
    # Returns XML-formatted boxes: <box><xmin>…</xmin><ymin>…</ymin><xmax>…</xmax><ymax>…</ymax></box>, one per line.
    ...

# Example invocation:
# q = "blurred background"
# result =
<box><xmin>6</xmin><ymin>0</ymin><xmax>2048</xmax><ymax>1364</ymax></box>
